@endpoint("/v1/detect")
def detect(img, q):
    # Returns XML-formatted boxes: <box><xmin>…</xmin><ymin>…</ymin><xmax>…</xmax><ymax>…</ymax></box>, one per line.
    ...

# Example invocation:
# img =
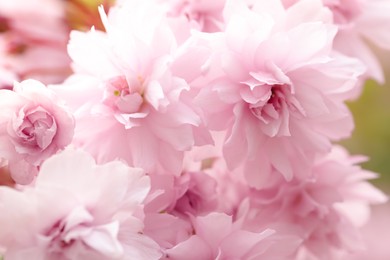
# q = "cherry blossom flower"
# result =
<box><xmin>0</xmin><ymin>79</ymin><xmax>74</xmax><ymax>184</ymax></box>
<box><xmin>52</xmin><ymin>0</ymin><xmax>212</xmax><ymax>175</ymax></box>
<box><xmin>237</xmin><ymin>146</ymin><xmax>388</xmax><ymax>259</ymax></box>
<box><xmin>194</xmin><ymin>0</ymin><xmax>365</xmax><ymax>187</ymax></box>
<box><xmin>0</xmin><ymin>148</ymin><xmax>161</xmax><ymax>259</ymax></box>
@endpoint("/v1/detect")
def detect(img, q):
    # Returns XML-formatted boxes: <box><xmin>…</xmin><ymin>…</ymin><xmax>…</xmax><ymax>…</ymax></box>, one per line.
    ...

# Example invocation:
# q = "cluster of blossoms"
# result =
<box><xmin>0</xmin><ymin>0</ymin><xmax>389</xmax><ymax>259</ymax></box>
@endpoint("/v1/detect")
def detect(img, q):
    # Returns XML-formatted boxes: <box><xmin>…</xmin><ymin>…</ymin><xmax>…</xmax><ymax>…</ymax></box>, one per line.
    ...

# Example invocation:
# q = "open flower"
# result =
<box><xmin>195</xmin><ymin>0</ymin><xmax>364</xmax><ymax>187</ymax></box>
<box><xmin>0</xmin><ymin>148</ymin><xmax>161</xmax><ymax>259</ymax></box>
<box><xmin>0</xmin><ymin>79</ymin><xmax>74</xmax><ymax>184</ymax></box>
<box><xmin>52</xmin><ymin>0</ymin><xmax>212</xmax><ymax>175</ymax></box>
<box><xmin>237</xmin><ymin>146</ymin><xmax>388</xmax><ymax>259</ymax></box>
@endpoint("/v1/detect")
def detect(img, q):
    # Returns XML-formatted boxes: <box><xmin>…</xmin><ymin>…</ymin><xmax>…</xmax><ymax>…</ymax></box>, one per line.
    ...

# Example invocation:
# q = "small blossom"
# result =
<box><xmin>0</xmin><ymin>79</ymin><xmax>74</xmax><ymax>184</ymax></box>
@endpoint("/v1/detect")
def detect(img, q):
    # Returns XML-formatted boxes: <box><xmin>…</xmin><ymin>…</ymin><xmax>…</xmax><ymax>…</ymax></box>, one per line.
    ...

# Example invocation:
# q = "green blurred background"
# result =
<box><xmin>341</xmin><ymin>55</ymin><xmax>390</xmax><ymax>192</ymax></box>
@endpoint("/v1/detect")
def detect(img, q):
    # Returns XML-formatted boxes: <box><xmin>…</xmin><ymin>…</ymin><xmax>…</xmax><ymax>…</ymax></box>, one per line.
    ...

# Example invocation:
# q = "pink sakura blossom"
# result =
<box><xmin>0</xmin><ymin>148</ymin><xmax>161</xmax><ymax>260</ymax></box>
<box><xmin>52</xmin><ymin>0</ymin><xmax>212</xmax><ymax>175</ymax></box>
<box><xmin>237</xmin><ymin>146</ymin><xmax>388</xmax><ymax>259</ymax></box>
<box><xmin>0</xmin><ymin>0</ymin><xmax>71</xmax><ymax>86</ymax></box>
<box><xmin>140</xmin><ymin>155</ymin><xmax>221</xmax><ymax>251</ymax></box>
<box><xmin>143</xmin><ymin>134</ymin><xmax>235</xmax><ymax>218</ymax></box>
<box><xmin>194</xmin><ymin>0</ymin><xmax>365</xmax><ymax>188</ymax></box>
<box><xmin>140</xmin><ymin>167</ymin><xmax>219</xmax><ymax>247</ymax></box>
<box><xmin>0</xmin><ymin>79</ymin><xmax>74</xmax><ymax>184</ymax></box>
<box><xmin>142</xmin><ymin>153</ymin><xmax>297</xmax><ymax>257</ymax></box>
<box><xmin>283</xmin><ymin>0</ymin><xmax>390</xmax><ymax>88</ymax></box>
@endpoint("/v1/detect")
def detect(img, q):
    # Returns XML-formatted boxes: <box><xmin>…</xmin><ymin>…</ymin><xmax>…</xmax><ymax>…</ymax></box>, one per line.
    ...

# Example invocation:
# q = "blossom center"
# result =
<box><xmin>249</xmin><ymin>84</ymin><xmax>304</xmax><ymax>137</ymax></box>
<box><xmin>104</xmin><ymin>75</ymin><xmax>145</xmax><ymax>114</ymax></box>
<box><xmin>250</xmin><ymin>85</ymin><xmax>286</xmax><ymax>123</ymax></box>
<box><xmin>11</xmin><ymin>106</ymin><xmax>57</xmax><ymax>151</ymax></box>
<box><xmin>43</xmin><ymin>206</ymin><xmax>123</xmax><ymax>258</ymax></box>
